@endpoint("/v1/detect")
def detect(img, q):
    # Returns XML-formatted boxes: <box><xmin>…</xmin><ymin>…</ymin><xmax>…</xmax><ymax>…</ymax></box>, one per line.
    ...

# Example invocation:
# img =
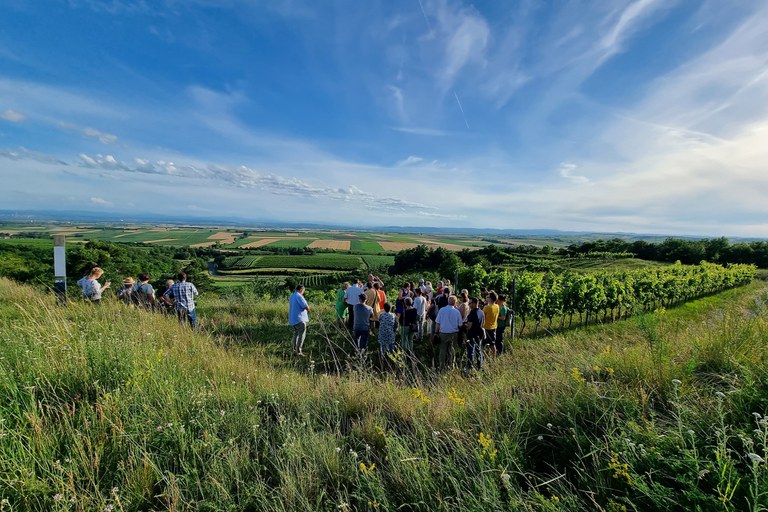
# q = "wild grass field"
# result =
<box><xmin>1</xmin><ymin>278</ymin><xmax>767</xmax><ymax>511</ymax></box>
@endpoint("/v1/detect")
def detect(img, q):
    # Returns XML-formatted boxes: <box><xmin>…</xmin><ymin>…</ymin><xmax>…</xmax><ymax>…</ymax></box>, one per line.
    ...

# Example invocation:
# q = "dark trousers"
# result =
<box><xmin>495</xmin><ymin>325</ymin><xmax>505</xmax><ymax>355</ymax></box>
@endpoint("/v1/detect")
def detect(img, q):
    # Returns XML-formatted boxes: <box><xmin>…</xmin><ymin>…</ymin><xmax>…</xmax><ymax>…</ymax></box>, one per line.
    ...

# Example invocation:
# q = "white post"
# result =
<box><xmin>53</xmin><ymin>235</ymin><xmax>67</xmax><ymax>304</ymax></box>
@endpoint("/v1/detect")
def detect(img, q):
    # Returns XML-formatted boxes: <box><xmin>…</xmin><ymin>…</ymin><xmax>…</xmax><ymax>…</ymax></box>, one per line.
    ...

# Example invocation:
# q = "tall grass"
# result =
<box><xmin>1</xmin><ymin>278</ymin><xmax>767</xmax><ymax>510</ymax></box>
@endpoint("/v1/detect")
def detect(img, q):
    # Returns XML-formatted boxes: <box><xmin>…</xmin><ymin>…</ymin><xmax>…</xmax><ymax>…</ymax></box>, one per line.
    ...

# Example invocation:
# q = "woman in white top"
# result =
<box><xmin>83</xmin><ymin>267</ymin><xmax>111</xmax><ymax>303</ymax></box>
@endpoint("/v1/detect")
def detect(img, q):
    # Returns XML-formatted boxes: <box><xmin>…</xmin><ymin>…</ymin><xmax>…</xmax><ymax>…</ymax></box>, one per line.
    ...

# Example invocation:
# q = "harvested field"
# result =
<box><xmin>308</xmin><ymin>239</ymin><xmax>350</xmax><ymax>250</ymax></box>
<box><xmin>191</xmin><ymin>241</ymin><xmax>217</xmax><ymax>248</ymax></box>
<box><xmin>416</xmin><ymin>239</ymin><xmax>473</xmax><ymax>251</ymax></box>
<box><xmin>113</xmin><ymin>231</ymin><xmax>142</xmax><ymax>238</ymax></box>
<box><xmin>208</xmin><ymin>231</ymin><xmax>240</xmax><ymax>244</ymax></box>
<box><xmin>240</xmin><ymin>238</ymin><xmax>281</xmax><ymax>248</ymax></box>
<box><xmin>378</xmin><ymin>241</ymin><xmax>419</xmax><ymax>251</ymax></box>
<box><xmin>285</xmin><ymin>233</ymin><xmax>299</xmax><ymax>237</ymax></box>
<box><xmin>143</xmin><ymin>238</ymin><xmax>178</xmax><ymax>244</ymax></box>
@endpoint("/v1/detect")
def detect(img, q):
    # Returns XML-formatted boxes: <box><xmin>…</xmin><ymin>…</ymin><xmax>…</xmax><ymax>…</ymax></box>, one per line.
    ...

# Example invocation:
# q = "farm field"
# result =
<box><xmin>0</xmin><ymin>222</ymin><xmax>560</xmax><ymax>251</ymax></box>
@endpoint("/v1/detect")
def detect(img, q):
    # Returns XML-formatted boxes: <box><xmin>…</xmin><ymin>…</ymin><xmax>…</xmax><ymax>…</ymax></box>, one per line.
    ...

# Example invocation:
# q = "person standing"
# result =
<box><xmin>335</xmin><ymin>282</ymin><xmax>349</xmax><ymax>326</ymax></box>
<box><xmin>482</xmin><ymin>291</ymin><xmax>500</xmax><ymax>357</ymax></box>
<box><xmin>412</xmin><ymin>288</ymin><xmax>427</xmax><ymax>342</ymax></box>
<box><xmin>377</xmin><ymin>302</ymin><xmax>397</xmax><ymax>356</ymax></box>
<box><xmin>81</xmin><ymin>267</ymin><xmax>111</xmax><ymax>304</ymax></box>
<box><xmin>495</xmin><ymin>294</ymin><xmax>508</xmax><ymax>356</ymax></box>
<box><xmin>401</xmin><ymin>297</ymin><xmax>418</xmax><ymax>354</ymax></box>
<box><xmin>132</xmin><ymin>273</ymin><xmax>156</xmax><ymax>309</ymax></box>
<box><xmin>353</xmin><ymin>293</ymin><xmax>374</xmax><ymax>356</ymax></box>
<box><xmin>158</xmin><ymin>279</ymin><xmax>175</xmax><ymax>314</ymax></box>
<box><xmin>163</xmin><ymin>272</ymin><xmax>199</xmax><ymax>329</ymax></box>
<box><xmin>364</xmin><ymin>281</ymin><xmax>381</xmax><ymax>334</ymax></box>
<box><xmin>117</xmin><ymin>277</ymin><xmax>135</xmax><ymax>304</ymax></box>
<box><xmin>434</xmin><ymin>295</ymin><xmax>463</xmax><ymax>369</ymax></box>
<box><xmin>344</xmin><ymin>278</ymin><xmax>364</xmax><ymax>329</ymax></box>
<box><xmin>288</xmin><ymin>284</ymin><xmax>310</xmax><ymax>356</ymax></box>
<box><xmin>465</xmin><ymin>297</ymin><xmax>486</xmax><ymax>371</ymax></box>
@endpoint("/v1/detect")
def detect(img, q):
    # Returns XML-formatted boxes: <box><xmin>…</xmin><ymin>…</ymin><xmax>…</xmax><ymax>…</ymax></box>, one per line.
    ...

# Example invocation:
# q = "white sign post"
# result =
<box><xmin>53</xmin><ymin>235</ymin><xmax>67</xmax><ymax>304</ymax></box>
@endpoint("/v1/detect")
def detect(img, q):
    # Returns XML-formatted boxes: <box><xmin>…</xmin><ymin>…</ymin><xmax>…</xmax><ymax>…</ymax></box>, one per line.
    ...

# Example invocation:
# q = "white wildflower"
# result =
<box><xmin>748</xmin><ymin>453</ymin><xmax>765</xmax><ymax>464</ymax></box>
<box><xmin>671</xmin><ymin>379</ymin><xmax>682</xmax><ymax>386</ymax></box>
<box><xmin>53</xmin><ymin>493</ymin><xmax>63</xmax><ymax>502</ymax></box>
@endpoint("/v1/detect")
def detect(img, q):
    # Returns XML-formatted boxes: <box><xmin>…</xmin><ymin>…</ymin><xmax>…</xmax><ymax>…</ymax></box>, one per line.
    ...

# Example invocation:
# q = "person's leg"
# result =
<box><xmin>404</xmin><ymin>326</ymin><xmax>414</xmax><ymax>353</ymax></box>
<box><xmin>188</xmin><ymin>309</ymin><xmax>198</xmax><ymax>330</ymax></box>
<box><xmin>293</xmin><ymin>322</ymin><xmax>307</xmax><ymax>353</ymax></box>
<box><xmin>466</xmin><ymin>339</ymin><xmax>474</xmax><ymax>370</ymax></box>
<box><xmin>495</xmin><ymin>325</ymin><xmax>504</xmax><ymax>356</ymax></box>
<box><xmin>485</xmin><ymin>329</ymin><xmax>496</xmax><ymax>358</ymax></box>
<box><xmin>177</xmin><ymin>307</ymin><xmax>188</xmax><ymax>326</ymax></box>
<box><xmin>447</xmin><ymin>333</ymin><xmax>457</xmax><ymax>368</ymax></box>
<box><xmin>475</xmin><ymin>338</ymin><xmax>484</xmax><ymax>370</ymax></box>
<box><xmin>347</xmin><ymin>304</ymin><xmax>355</xmax><ymax>329</ymax></box>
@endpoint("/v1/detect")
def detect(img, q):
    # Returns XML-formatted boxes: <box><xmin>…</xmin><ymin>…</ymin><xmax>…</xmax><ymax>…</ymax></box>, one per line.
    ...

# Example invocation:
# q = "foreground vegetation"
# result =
<box><xmin>1</xmin><ymin>278</ymin><xmax>768</xmax><ymax>511</ymax></box>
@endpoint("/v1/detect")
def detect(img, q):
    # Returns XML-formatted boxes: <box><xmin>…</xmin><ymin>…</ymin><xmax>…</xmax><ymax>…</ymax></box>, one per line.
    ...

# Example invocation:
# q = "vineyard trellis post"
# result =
<box><xmin>510</xmin><ymin>275</ymin><xmax>516</xmax><ymax>341</ymax></box>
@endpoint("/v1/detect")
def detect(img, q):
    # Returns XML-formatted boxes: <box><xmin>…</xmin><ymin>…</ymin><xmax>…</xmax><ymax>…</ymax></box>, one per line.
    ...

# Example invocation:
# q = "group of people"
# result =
<box><xmin>320</xmin><ymin>274</ymin><xmax>512</xmax><ymax>370</ymax></box>
<box><xmin>76</xmin><ymin>267</ymin><xmax>200</xmax><ymax>329</ymax></box>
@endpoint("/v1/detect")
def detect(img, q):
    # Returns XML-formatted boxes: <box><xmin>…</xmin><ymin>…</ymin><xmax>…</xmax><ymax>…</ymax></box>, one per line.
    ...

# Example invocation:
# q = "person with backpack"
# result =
<box><xmin>117</xmin><ymin>277</ymin><xmax>135</xmax><ymax>304</ymax></box>
<box><xmin>132</xmin><ymin>273</ymin><xmax>156</xmax><ymax>310</ymax></box>
<box><xmin>78</xmin><ymin>267</ymin><xmax>111</xmax><ymax>304</ymax></box>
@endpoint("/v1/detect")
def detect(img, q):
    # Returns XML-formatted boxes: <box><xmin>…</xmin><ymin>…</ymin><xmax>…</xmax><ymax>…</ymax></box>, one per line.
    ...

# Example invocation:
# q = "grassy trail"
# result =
<box><xmin>1</xmin><ymin>279</ymin><xmax>767</xmax><ymax>511</ymax></box>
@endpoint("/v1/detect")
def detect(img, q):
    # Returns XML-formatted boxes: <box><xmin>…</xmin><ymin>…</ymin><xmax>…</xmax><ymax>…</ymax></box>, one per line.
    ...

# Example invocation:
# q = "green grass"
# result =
<box><xmin>0</xmin><ymin>238</ymin><xmax>54</xmax><ymax>248</ymax></box>
<box><xmin>351</xmin><ymin>240</ymin><xmax>383</xmax><ymax>252</ymax></box>
<box><xmin>362</xmin><ymin>255</ymin><xmax>394</xmax><ymax>269</ymax></box>
<box><xmin>1</xmin><ymin>277</ymin><xmax>768</xmax><ymax>510</ymax></box>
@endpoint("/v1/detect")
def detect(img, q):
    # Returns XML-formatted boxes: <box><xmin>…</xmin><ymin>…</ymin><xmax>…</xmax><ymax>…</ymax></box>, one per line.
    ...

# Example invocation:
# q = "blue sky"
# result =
<box><xmin>1</xmin><ymin>0</ymin><xmax>767</xmax><ymax>236</ymax></box>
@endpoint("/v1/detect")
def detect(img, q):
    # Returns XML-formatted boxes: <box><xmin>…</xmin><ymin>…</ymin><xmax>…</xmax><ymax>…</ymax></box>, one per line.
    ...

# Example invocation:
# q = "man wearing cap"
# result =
<box><xmin>434</xmin><ymin>295</ymin><xmax>463</xmax><ymax>369</ymax></box>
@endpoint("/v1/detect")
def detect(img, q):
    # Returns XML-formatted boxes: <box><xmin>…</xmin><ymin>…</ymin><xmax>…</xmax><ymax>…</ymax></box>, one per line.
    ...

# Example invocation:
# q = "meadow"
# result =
<box><xmin>1</xmin><ymin>276</ymin><xmax>767</xmax><ymax>511</ymax></box>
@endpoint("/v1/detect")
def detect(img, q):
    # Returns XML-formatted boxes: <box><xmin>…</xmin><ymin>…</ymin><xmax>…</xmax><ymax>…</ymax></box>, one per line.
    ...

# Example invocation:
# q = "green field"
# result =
<box><xmin>264</xmin><ymin>239</ymin><xmax>314</xmax><ymax>249</ymax></box>
<box><xmin>351</xmin><ymin>240</ymin><xmax>383</xmax><ymax>252</ymax></box>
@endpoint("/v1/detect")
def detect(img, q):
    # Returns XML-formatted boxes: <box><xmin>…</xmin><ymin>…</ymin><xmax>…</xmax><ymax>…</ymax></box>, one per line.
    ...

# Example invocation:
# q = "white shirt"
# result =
<box><xmin>413</xmin><ymin>295</ymin><xmax>427</xmax><ymax>316</ymax></box>
<box><xmin>344</xmin><ymin>284</ymin><xmax>363</xmax><ymax>305</ymax></box>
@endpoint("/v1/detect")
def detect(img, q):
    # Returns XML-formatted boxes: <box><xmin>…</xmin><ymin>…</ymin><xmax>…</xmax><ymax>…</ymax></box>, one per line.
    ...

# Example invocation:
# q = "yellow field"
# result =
<box><xmin>240</xmin><ymin>238</ymin><xmax>281</xmax><ymax>248</ymax></box>
<box><xmin>143</xmin><ymin>238</ymin><xmax>178</xmax><ymax>244</ymax></box>
<box><xmin>308</xmin><ymin>240</ymin><xmax>351</xmax><ymax>250</ymax></box>
<box><xmin>208</xmin><ymin>231</ymin><xmax>240</xmax><ymax>244</ymax></box>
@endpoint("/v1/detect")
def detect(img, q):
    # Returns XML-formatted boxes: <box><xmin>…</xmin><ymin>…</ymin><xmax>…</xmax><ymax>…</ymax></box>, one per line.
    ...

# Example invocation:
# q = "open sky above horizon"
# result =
<box><xmin>1</xmin><ymin>1</ymin><xmax>767</xmax><ymax>237</ymax></box>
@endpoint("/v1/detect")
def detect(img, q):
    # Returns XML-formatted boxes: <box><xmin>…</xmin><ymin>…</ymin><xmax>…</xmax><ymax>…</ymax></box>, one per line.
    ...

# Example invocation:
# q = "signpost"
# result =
<box><xmin>53</xmin><ymin>235</ymin><xmax>67</xmax><ymax>304</ymax></box>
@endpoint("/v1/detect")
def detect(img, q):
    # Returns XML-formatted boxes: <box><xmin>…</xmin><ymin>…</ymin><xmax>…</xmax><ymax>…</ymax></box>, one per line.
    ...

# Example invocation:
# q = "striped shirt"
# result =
<box><xmin>164</xmin><ymin>281</ymin><xmax>199</xmax><ymax>311</ymax></box>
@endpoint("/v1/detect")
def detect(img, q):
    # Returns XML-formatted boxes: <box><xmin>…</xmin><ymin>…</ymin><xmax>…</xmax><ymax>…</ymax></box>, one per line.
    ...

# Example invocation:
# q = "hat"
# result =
<box><xmin>123</xmin><ymin>277</ymin><xmax>135</xmax><ymax>285</ymax></box>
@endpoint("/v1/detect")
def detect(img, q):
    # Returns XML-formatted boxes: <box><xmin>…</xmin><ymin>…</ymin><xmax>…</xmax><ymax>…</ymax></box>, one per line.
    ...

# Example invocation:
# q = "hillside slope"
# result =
<box><xmin>1</xmin><ymin>279</ymin><xmax>767</xmax><ymax>511</ymax></box>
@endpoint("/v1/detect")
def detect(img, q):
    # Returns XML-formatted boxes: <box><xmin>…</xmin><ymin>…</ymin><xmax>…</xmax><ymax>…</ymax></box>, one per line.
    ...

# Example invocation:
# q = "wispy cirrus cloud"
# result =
<box><xmin>0</xmin><ymin>109</ymin><xmax>26</xmax><ymax>122</ymax></box>
<box><xmin>59</xmin><ymin>122</ymin><xmax>118</xmax><ymax>144</ymax></box>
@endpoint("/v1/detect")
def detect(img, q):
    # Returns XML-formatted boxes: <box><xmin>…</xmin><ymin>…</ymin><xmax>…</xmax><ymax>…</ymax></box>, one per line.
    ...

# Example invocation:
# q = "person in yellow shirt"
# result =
<box><xmin>482</xmin><ymin>291</ymin><xmax>500</xmax><ymax>357</ymax></box>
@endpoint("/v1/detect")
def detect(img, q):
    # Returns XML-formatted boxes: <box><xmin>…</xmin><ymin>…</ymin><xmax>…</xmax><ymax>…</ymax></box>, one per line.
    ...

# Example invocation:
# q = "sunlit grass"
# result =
<box><xmin>1</xmin><ymin>278</ymin><xmax>767</xmax><ymax>510</ymax></box>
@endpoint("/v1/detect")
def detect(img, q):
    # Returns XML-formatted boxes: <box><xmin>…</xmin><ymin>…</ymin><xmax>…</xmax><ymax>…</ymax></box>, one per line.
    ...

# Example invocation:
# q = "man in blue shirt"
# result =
<box><xmin>435</xmin><ymin>295</ymin><xmax>463</xmax><ymax>369</ymax></box>
<box><xmin>288</xmin><ymin>284</ymin><xmax>311</xmax><ymax>356</ymax></box>
<box><xmin>163</xmin><ymin>272</ymin><xmax>199</xmax><ymax>329</ymax></box>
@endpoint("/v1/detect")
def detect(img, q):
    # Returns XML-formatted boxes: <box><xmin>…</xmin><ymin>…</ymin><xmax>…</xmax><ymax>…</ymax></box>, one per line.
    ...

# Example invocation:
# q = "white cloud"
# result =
<box><xmin>59</xmin><ymin>123</ymin><xmax>118</xmax><ymax>144</ymax></box>
<box><xmin>89</xmin><ymin>196</ymin><xmax>112</xmax><ymax>206</ymax></box>
<box><xmin>396</xmin><ymin>155</ymin><xmax>424</xmax><ymax>166</ymax></box>
<box><xmin>0</xmin><ymin>109</ymin><xmax>26</xmax><ymax>122</ymax></box>
<box><xmin>558</xmin><ymin>162</ymin><xmax>589</xmax><ymax>184</ymax></box>
<box><xmin>75</xmin><ymin>152</ymin><xmax>439</xmax><ymax>214</ymax></box>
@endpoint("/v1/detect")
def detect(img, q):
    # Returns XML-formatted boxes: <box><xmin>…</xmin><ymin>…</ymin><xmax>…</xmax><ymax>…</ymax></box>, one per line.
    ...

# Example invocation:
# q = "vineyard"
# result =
<box><xmin>219</xmin><ymin>254</ymin><xmax>364</xmax><ymax>272</ymax></box>
<box><xmin>460</xmin><ymin>262</ymin><xmax>756</xmax><ymax>334</ymax></box>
